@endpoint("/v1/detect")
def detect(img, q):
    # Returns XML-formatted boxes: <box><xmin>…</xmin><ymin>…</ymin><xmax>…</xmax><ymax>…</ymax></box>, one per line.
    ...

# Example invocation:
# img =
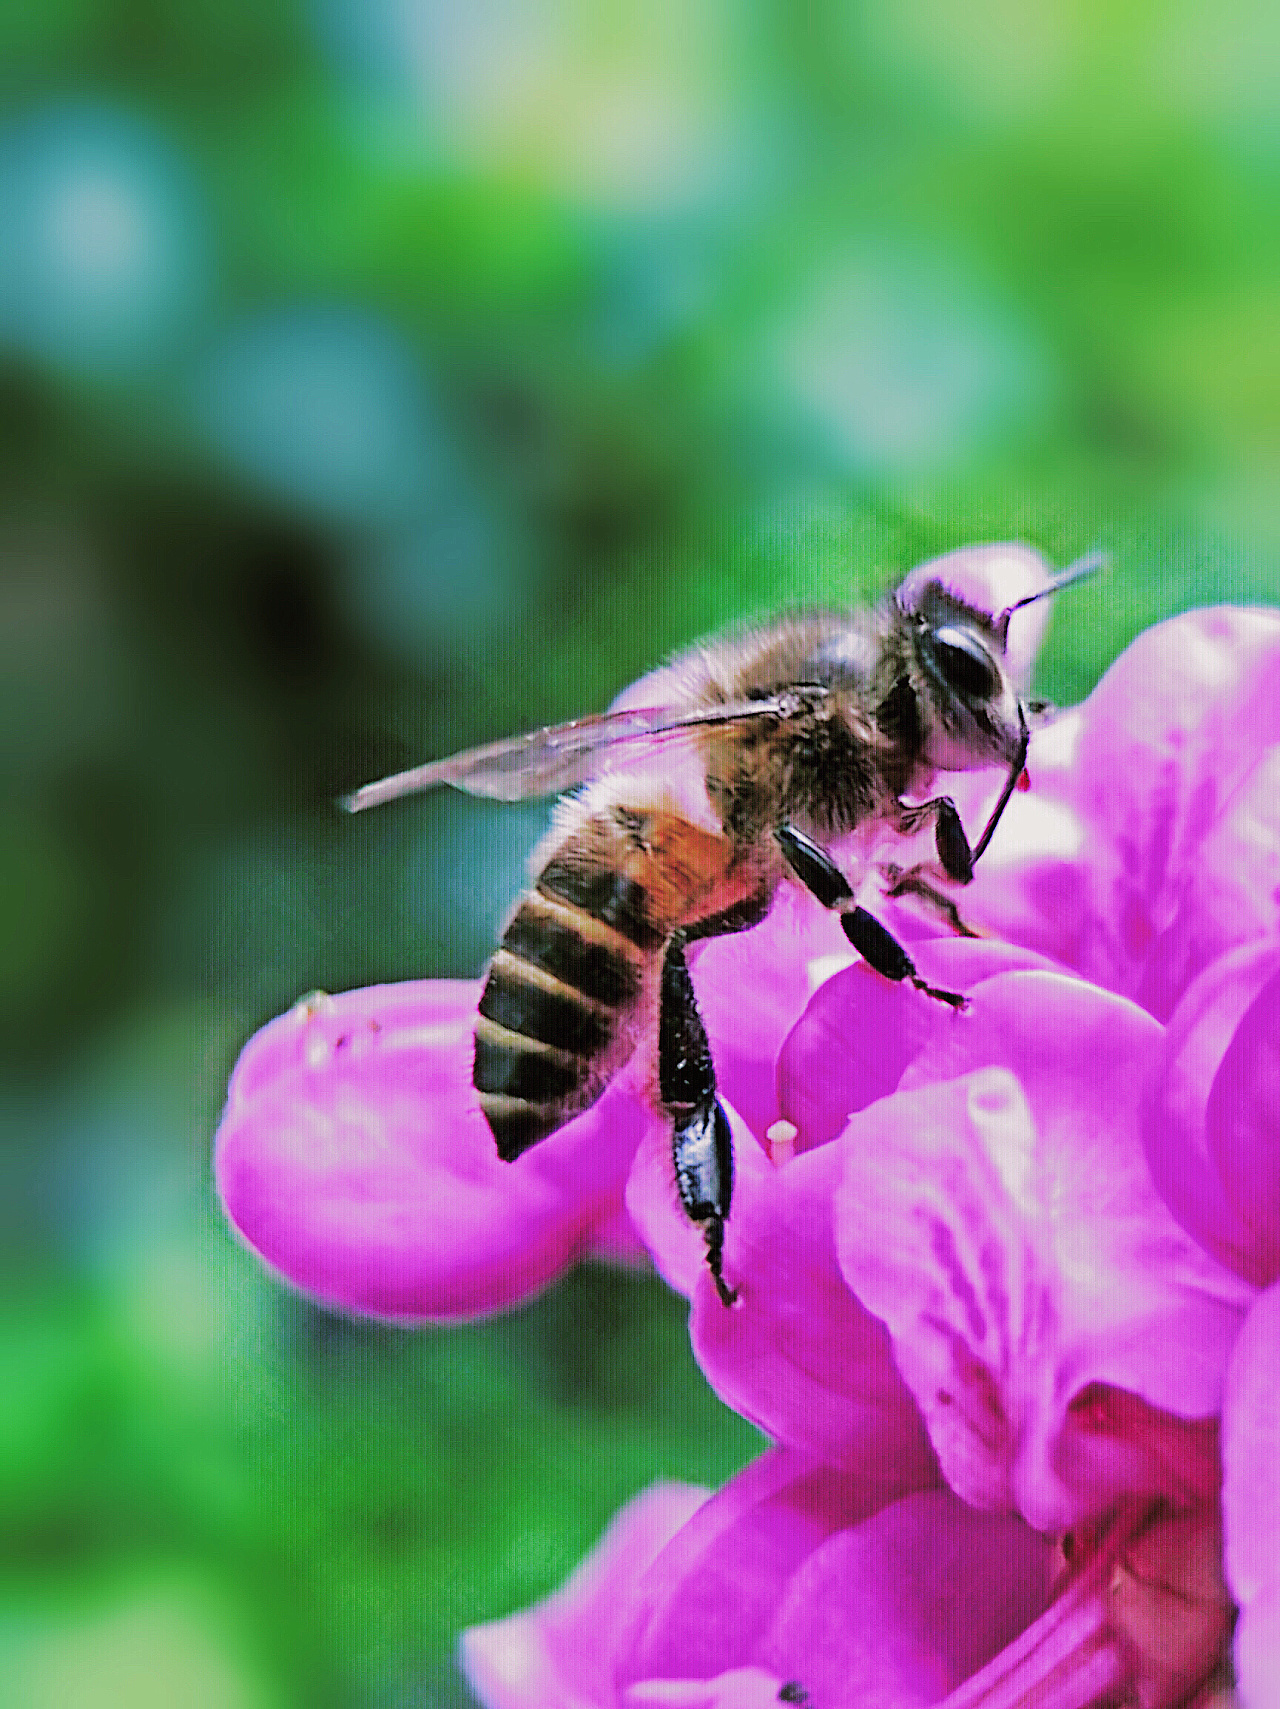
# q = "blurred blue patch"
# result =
<box><xmin>339</xmin><ymin>496</ymin><xmax>534</xmax><ymax>666</ymax></box>
<box><xmin>776</xmin><ymin>246</ymin><xmax>1053</xmax><ymax>475</ymax></box>
<box><xmin>196</xmin><ymin>307</ymin><xmax>446</xmax><ymax>529</ymax></box>
<box><xmin>404</xmin><ymin>793</ymin><xmax>553</xmax><ymax>975</ymax></box>
<box><xmin>313</xmin><ymin>0</ymin><xmax>567</xmax><ymax>124</ymax></box>
<box><xmin>592</xmin><ymin>222</ymin><xmax>717</xmax><ymax>370</ymax></box>
<box><xmin>0</xmin><ymin>104</ymin><xmax>208</xmax><ymax>377</ymax></box>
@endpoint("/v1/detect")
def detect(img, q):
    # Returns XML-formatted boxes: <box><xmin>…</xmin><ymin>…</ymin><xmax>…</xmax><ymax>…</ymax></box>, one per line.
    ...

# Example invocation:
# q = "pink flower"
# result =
<box><xmin>1141</xmin><ymin>944</ymin><xmax>1280</xmax><ymax>1706</ymax></box>
<box><xmin>215</xmin><ymin>542</ymin><xmax>1053</xmax><ymax>1317</ymax></box>
<box><xmin>215</xmin><ymin>903</ymin><xmax>848</xmax><ymax>1320</ymax></box>
<box><xmin>951</xmin><ymin>604</ymin><xmax>1280</xmax><ymax>1021</ymax></box>
<box><xmin>215</xmin><ymin>567</ymin><xmax>1280</xmax><ymax>1706</ymax></box>
<box><xmin>216</xmin><ymin>978</ymin><xmax>655</xmax><ymax>1319</ymax></box>
<box><xmin>460</xmin><ymin>932</ymin><xmax>1265</xmax><ymax>1706</ymax></box>
<box><xmin>1223</xmin><ymin>1281</ymin><xmax>1280</xmax><ymax>1709</ymax></box>
<box><xmin>462</xmin><ymin>1447</ymin><xmax>1055</xmax><ymax>1709</ymax></box>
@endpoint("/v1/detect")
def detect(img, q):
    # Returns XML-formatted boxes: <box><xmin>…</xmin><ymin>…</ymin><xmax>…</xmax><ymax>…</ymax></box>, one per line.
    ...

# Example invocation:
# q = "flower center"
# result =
<box><xmin>935</xmin><ymin>1498</ymin><xmax>1234</xmax><ymax>1708</ymax></box>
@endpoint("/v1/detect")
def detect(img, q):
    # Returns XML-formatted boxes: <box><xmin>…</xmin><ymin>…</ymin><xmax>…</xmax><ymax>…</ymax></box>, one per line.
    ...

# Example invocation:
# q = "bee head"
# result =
<box><xmin>895</xmin><ymin>543</ymin><xmax>1102</xmax><ymax>775</ymax></box>
<box><xmin>902</xmin><ymin>580</ymin><xmax>1025</xmax><ymax>773</ymax></box>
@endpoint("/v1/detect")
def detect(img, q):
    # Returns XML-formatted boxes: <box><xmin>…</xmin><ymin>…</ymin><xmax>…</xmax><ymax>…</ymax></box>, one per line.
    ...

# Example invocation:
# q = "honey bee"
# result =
<box><xmin>344</xmin><ymin>545</ymin><xmax>1100</xmax><ymax>1304</ymax></box>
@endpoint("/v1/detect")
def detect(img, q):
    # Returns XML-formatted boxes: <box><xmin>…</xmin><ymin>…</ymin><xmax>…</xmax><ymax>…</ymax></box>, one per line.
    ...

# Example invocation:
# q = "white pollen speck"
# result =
<box><xmin>766</xmin><ymin>1119</ymin><xmax>798</xmax><ymax>1166</ymax></box>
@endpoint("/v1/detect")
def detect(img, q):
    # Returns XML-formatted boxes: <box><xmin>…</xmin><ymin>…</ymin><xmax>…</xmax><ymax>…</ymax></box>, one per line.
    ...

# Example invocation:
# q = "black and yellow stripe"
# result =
<box><xmin>474</xmin><ymin>877</ymin><xmax>651</xmax><ymax>1159</ymax></box>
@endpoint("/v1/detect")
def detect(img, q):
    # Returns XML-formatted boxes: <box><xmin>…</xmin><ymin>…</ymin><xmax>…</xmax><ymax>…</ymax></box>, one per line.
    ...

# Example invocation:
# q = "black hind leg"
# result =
<box><xmin>659</xmin><ymin>889</ymin><xmax>772</xmax><ymax>1307</ymax></box>
<box><xmin>775</xmin><ymin>824</ymin><xmax>968</xmax><ymax>1008</ymax></box>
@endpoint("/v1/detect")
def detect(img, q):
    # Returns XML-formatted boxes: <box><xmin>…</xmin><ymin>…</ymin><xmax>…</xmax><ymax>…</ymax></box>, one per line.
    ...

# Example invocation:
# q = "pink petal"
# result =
<box><xmin>1142</xmin><ymin>941</ymin><xmax>1280</xmax><ymax>1285</ymax></box>
<box><xmin>1222</xmin><ymin>1281</ymin><xmax>1280</xmax><ymax>1709</ymax></box>
<box><xmin>1233</xmin><ymin>1582</ymin><xmax>1280</xmax><ymax>1709</ymax></box>
<box><xmin>1072</xmin><ymin>607</ymin><xmax>1280</xmax><ymax>920</ymax></box>
<box><xmin>460</xmin><ymin>1481</ymin><xmax>710</xmax><ymax>1709</ymax></box>
<box><xmin>956</xmin><ymin>607</ymin><xmax>1280</xmax><ymax>1005</ymax></box>
<box><xmin>1222</xmin><ymin>1281</ymin><xmax>1280</xmax><ymax>1610</ymax></box>
<box><xmin>612</xmin><ymin>1446</ymin><xmax>928</xmax><ymax>1693</ymax></box>
<box><xmin>1206</xmin><ymin>963</ymin><xmax>1280</xmax><ymax>1288</ymax></box>
<box><xmin>834</xmin><ymin>971</ymin><xmax>1249</xmax><ymax>1530</ymax></box>
<box><xmin>687</xmin><ymin>1135</ymin><xmax>938</xmax><ymax>1473</ymax></box>
<box><xmin>1136</xmin><ymin>744</ymin><xmax>1280</xmax><ymax>1021</ymax></box>
<box><xmin>216</xmin><ymin>981</ymin><xmax>653</xmax><ymax>1320</ymax></box>
<box><xmin>758</xmin><ymin>1490</ymin><xmax>1054</xmax><ymax>1708</ymax></box>
<box><xmin>622</xmin><ymin>1669</ymin><xmax>789</xmax><ymax>1708</ymax></box>
<box><xmin>691</xmin><ymin>889</ymin><xmax>854</xmax><ymax>1141</ymax></box>
<box><xmin>222</xmin><ymin>981</ymin><xmax>485</xmax><ymax>1109</ymax></box>
<box><xmin>777</xmin><ymin>938</ymin><xmax>1063</xmax><ymax>1151</ymax></box>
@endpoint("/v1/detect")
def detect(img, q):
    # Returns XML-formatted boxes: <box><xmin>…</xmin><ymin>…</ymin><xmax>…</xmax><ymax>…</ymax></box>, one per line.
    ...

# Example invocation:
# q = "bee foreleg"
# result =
<box><xmin>659</xmin><ymin>937</ymin><xmax>738</xmax><ymax>1308</ymax></box>
<box><xmin>895</xmin><ymin>795</ymin><xmax>973</xmax><ymax>883</ymax></box>
<box><xmin>775</xmin><ymin>824</ymin><xmax>968</xmax><ymax>1010</ymax></box>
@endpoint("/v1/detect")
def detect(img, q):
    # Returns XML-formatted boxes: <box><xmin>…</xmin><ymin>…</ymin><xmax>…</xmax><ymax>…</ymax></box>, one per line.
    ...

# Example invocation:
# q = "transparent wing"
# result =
<box><xmin>341</xmin><ymin>693</ymin><xmax>814</xmax><ymax>811</ymax></box>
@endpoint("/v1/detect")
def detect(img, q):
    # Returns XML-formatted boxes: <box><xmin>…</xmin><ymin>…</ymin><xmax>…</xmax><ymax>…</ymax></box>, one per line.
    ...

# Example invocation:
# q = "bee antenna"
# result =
<box><xmin>996</xmin><ymin>549</ymin><xmax>1106</xmax><ymax>643</ymax></box>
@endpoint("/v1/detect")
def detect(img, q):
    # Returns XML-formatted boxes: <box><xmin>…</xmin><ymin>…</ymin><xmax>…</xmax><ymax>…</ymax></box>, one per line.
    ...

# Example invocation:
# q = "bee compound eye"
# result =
<box><xmin>929</xmin><ymin>625</ymin><xmax>999</xmax><ymax>700</ymax></box>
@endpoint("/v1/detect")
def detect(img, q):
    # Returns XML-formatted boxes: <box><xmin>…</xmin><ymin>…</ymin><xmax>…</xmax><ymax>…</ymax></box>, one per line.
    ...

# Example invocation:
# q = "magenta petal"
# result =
<box><xmin>1072</xmin><ymin>607</ymin><xmax>1280</xmax><ymax>909</ymax></box>
<box><xmin>216</xmin><ymin>981</ymin><xmax>651</xmax><ymax>1320</ymax></box>
<box><xmin>613</xmin><ymin>1446</ymin><xmax>928</xmax><ymax>1693</ymax></box>
<box><xmin>1222</xmin><ymin>1282</ymin><xmax>1280</xmax><ymax>1708</ymax></box>
<box><xmin>777</xmin><ymin>938</ymin><xmax>1063</xmax><ymax>1150</ymax></box>
<box><xmin>1143</xmin><ymin>941</ymin><xmax>1280</xmax><ymax>1285</ymax></box>
<box><xmin>759</xmin><ymin>1490</ymin><xmax>1053</xmax><ymax>1708</ymax></box>
<box><xmin>957</xmin><ymin>607</ymin><xmax>1280</xmax><ymax>1004</ymax></box>
<box><xmin>1070</xmin><ymin>607</ymin><xmax>1280</xmax><ymax>1002</ymax></box>
<box><xmin>692</xmin><ymin>891</ymin><xmax>853</xmax><ymax>1140</ymax></box>
<box><xmin>461</xmin><ymin>1481</ymin><xmax>710</xmax><ymax>1709</ymax></box>
<box><xmin>621</xmin><ymin>1669</ymin><xmax>789</xmax><ymax>1708</ymax></box>
<box><xmin>688</xmin><ymin>1137</ymin><xmax>937</xmax><ymax>1473</ymax></box>
<box><xmin>1222</xmin><ymin>1281</ymin><xmax>1280</xmax><ymax>1608</ymax></box>
<box><xmin>835</xmin><ymin>973</ymin><xmax>1249</xmax><ymax>1529</ymax></box>
<box><xmin>1137</xmin><ymin>744</ymin><xmax>1280</xmax><ymax>1021</ymax></box>
<box><xmin>223</xmin><ymin>981</ymin><xmax>482</xmax><ymax>1108</ymax></box>
<box><xmin>1206</xmin><ymin>964</ymin><xmax>1280</xmax><ymax>1287</ymax></box>
<box><xmin>1234</xmin><ymin>1582</ymin><xmax>1280</xmax><ymax>1709</ymax></box>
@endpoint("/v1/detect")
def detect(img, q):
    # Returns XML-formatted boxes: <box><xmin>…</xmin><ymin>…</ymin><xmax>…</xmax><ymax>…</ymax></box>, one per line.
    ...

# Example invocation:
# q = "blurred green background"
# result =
<box><xmin>2</xmin><ymin>1</ymin><xmax>1277</xmax><ymax>1703</ymax></box>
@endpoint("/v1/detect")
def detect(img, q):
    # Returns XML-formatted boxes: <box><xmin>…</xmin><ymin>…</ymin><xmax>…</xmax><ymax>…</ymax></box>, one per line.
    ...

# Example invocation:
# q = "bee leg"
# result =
<box><xmin>659</xmin><ymin>887</ymin><xmax>774</xmax><ymax>1306</ymax></box>
<box><xmin>659</xmin><ymin>930</ymin><xmax>749</xmax><ymax>1310</ymax></box>
<box><xmin>880</xmin><ymin>861</ymin><xmax>982</xmax><ymax>938</ymax></box>
<box><xmin>776</xmin><ymin>823</ymin><xmax>968</xmax><ymax>1010</ymax></box>
<box><xmin>842</xmin><ymin>906</ymin><xmax>967</xmax><ymax>1008</ymax></box>
<box><xmin>895</xmin><ymin>796</ymin><xmax>973</xmax><ymax>883</ymax></box>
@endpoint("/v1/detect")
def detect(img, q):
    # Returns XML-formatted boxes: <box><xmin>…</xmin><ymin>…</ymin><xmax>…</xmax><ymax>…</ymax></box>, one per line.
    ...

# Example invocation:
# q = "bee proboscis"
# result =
<box><xmin>344</xmin><ymin>544</ymin><xmax>1101</xmax><ymax>1304</ymax></box>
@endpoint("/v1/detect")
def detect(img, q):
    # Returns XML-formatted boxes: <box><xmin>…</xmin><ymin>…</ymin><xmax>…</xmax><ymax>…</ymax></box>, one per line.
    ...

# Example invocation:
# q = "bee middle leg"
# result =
<box><xmin>775</xmin><ymin>824</ymin><xmax>967</xmax><ymax>1009</ymax></box>
<box><xmin>659</xmin><ymin>889</ymin><xmax>773</xmax><ymax>1309</ymax></box>
<box><xmin>894</xmin><ymin>795</ymin><xmax>973</xmax><ymax>883</ymax></box>
<box><xmin>879</xmin><ymin>861</ymin><xmax>982</xmax><ymax>938</ymax></box>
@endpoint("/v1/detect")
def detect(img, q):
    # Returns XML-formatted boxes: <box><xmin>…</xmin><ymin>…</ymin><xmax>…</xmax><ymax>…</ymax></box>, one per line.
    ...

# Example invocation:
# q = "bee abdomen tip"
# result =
<box><xmin>477</xmin><ymin>1093</ymin><xmax>563</xmax><ymax>1160</ymax></box>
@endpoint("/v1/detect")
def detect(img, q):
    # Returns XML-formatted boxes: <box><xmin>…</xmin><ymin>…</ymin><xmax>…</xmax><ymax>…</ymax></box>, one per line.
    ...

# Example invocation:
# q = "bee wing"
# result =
<box><xmin>341</xmin><ymin>695</ymin><xmax>806</xmax><ymax>811</ymax></box>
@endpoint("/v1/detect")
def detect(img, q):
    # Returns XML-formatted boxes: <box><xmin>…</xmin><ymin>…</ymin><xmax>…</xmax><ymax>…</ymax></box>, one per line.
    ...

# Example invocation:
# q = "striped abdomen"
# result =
<box><xmin>474</xmin><ymin>801</ymin><xmax>736</xmax><ymax>1160</ymax></box>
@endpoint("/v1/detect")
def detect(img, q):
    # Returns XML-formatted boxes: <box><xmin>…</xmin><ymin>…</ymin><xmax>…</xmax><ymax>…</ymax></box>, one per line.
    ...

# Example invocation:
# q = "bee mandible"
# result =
<box><xmin>344</xmin><ymin>543</ymin><xmax>1101</xmax><ymax>1305</ymax></box>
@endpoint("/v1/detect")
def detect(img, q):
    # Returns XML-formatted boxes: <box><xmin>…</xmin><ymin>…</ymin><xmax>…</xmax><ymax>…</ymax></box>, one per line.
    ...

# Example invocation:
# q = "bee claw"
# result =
<box><xmin>912</xmin><ymin>977</ymin><xmax>969</xmax><ymax>1010</ymax></box>
<box><xmin>703</xmin><ymin>1216</ymin><xmax>739</xmax><ymax>1308</ymax></box>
